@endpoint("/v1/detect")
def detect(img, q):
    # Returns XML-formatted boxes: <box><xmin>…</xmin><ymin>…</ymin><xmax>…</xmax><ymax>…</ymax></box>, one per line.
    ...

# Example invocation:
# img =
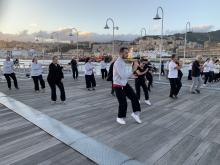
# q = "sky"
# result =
<box><xmin>0</xmin><ymin>0</ymin><xmax>220</xmax><ymax>41</ymax></box>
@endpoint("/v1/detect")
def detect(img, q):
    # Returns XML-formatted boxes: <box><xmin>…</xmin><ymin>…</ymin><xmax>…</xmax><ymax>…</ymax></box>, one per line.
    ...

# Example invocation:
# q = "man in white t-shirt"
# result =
<box><xmin>168</xmin><ymin>54</ymin><xmax>182</xmax><ymax>98</ymax></box>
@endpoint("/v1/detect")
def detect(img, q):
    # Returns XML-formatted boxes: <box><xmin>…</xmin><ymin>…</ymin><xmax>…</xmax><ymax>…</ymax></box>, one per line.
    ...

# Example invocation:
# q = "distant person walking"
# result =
<box><xmin>47</xmin><ymin>56</ymin><xmax>66</xmax><ymax>104</ymax></box>
<box><xmin>202</xmin><ymin>58</ymin><xmax>210</xmax><ymax>87</ymax></box>
<box><xmin>85</xmin><ymin>57</ymin><xmax>96</xmax><ymax>91</ymax></box>
<box><xmin>161</xmin><ymin>61</ymin><xmax>165</xmax><ymax>76</ymax></box>
<box><xmin>107</xmin><ymin>58</ymin><xmax>115</xmax><ymax>96</ymax></box>
<box><xmin>168</xmin><ymin>54</ymin><xmax>182</xmax><ymax>98</ymax></box>
<box><xmin>31</xmin><ymin>57</ymin><xmax>45</xmax><ymax>92</ymax></box>
<box><xmin>190</xmin><ymin>55</ymin><xmax>203</xmax><ymax>94</ymax></box>
<box><xmin>3</xmin><ymin>56</ymin><xmax>19</xmax><ymax>90</ymax></box>
<box><xmin>133</xmin><ymin>60</ymin><xmax>151</xmax><ymax>105</ymax></box>
<box><xmin>100</xmin><ymin>58</ymin><xmax>108</xmax><ymax>80</ymax></box>
<box><xmin>113</xmin><ymin>47</ymin><xmax>141</xmax><ymax>125</ymax></box>
<box><xmin>188</xmin><ymin>62</ymin><xmax>192</xmax><ymax>80</ymax></box>
<box><xmin>69</xmin><ymin>57</ymin><xmax>78</xmax><ymax>80</ymax></box>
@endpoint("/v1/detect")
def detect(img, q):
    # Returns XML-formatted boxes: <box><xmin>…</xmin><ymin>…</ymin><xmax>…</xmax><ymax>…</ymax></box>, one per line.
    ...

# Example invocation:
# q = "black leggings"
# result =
<box><xmin>101</xmin><ymin>69</ymin><xmax>108</xmax><ymax>79</ymax></box>
<box><xmin>204</xmin><ymin>72</ymin><xmax>209</xmax><ymax>84</ymax></box>
<box><xmin>85</xmin><ymin>74</ymin><xmax>96</xmax><ymax>88</ymax></box>
<box><xmin>72</xmin><ymin>67</ymin><xmax>78</xmax><ymax>79</ymax></box>
<box><xmin>4</xmin><ymin>73</ymin><xmax>18</xmax><ymax>89</ymax></box>
<box><xmin>135</xmin><ymin>79</ymin><xmax>149</xmax><ymax>100</ymax></box>
<box><xmin>169</xmin><ymin>78</ymin><xmax>182</xmax><ymax>97</ymax></box>
<box><xmin>48</xmin><ymin>81</ymin><xmax>66</xmax><ymax>101</ymax></box>
<box><xmin>32</xmin><ymin>75</ymin><xmax>45</xmax><ymax>91</ymax></box>
<box><xmin>114</xmin><ymin>84</ymin><xmax>141</xmax><ymax>118</ymax></box>
<box><xmin>146</xmin><ymin>72</ymin><xmax>153</xmax><ymax>91</ymax></box>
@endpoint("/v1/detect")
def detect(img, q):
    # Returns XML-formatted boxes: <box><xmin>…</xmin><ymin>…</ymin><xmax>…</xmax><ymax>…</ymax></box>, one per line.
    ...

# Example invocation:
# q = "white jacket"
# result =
<box><xmin>113</xmin><ymin>57</ymin><xmax>132</xmax><ymax>86</ymax></box>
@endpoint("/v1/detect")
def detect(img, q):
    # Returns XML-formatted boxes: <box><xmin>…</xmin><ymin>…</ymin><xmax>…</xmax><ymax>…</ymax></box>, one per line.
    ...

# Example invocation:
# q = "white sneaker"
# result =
<box><xmin>139</xmin><ymin>100</ymin><xmax>140</xmax><ymax>104</ymax></box>
<box><xmin>202</xmin><ymin>84</ymin><xmax>206</xmax><ymax>87</ymax></box>
<box><xmin>61</xmin><ymin>101</ymin><xmax>66</xmax><ymax>105</ymax></box>
<box><xmin>41</xmin><ymin>88</ymin><xmax>45</xmax><ymax>93</ymax></box>
<box><xmin>145</xmin><ymin>100</ymin><xmax>151</xmax><ymax>106</ymax></box>
<box><xmin>131</xmin><ymin>113</ymin><xmax>142</xmax><ymax>124</ymax></box>
<box><xmin>116</xmin><ymin>118</ymin><xmax>126</xmax><ymax>125</ymax></box>
<box><xmin>51</xmin><ymin>101</ymin><xmax>56</xmax><ymax>105</ymax></box>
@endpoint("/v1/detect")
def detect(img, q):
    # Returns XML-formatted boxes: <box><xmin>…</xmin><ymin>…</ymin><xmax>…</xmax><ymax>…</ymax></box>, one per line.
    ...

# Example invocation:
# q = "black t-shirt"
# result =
<box><xmin>134</xmin><ymin>67</ymin><xmax>145</xmax><ymax>81</ymax></box>
<box><xmin>192</xmin><ymin>60</ymin><xmax>201</xmax><ymax>77</ymax></box>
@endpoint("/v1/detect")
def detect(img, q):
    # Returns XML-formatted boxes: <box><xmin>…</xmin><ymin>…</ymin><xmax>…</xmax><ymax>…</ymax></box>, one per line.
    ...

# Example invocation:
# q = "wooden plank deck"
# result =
<box><xmin>1</xmin><ymin>76</ymin><xmax>220</xmax><ymax>165</ymax></box>
<box><xmin>0</xmin><ymin>104</ymin><xmax>96</xmax><ymax>165</ymax></box>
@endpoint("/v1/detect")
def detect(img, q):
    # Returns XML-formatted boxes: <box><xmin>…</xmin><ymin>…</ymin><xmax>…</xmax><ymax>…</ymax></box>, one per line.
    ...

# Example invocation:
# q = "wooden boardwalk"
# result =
<box><xmin>1</xmin><ymin>76</ymin><xmax>220</xmax><ymax>165</ymax></box>
<box><xmin>0</xmin><ymin>104</ymin><xmax>95</xmax><ymax>165</ymax></box>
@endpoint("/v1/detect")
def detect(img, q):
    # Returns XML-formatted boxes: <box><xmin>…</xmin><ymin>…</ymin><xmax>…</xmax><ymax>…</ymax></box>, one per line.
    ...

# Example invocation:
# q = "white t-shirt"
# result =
<box><xmin>31</xmin><ymin>63</ymin><xmax>43</xmax><ymax>76</ymax></box>
<box><xmin>85</xmin><ymin>62</ymin><xmax>94</xmax><ymax>75</ymax></box>
<box><xmin>100</xmin><ymin>61</ymin><xmax>107</xmax><ymax>69</ymax></box>
<box><xmin>208</xmin><ymin>61</ymin><xmax>214</xmax><ymax>72</ymax></box>
<box><xmin>203</xmin><ymin>61</ymin><xmax>210</xmax><ymax>73</ymax></box>
<box><xmin>3</xmin><ymin>61</ymin><xmax>14</xmax><ymax>74</ymax></box>
<box><xmin>168</xmin><ymin>60</ymin><xmax>178</xmax><ymax>78</ymax></box>
<box><xmin>188</xmin><ymin>63</ymin><xmax>192</xmax><ymax>70</ymax></box>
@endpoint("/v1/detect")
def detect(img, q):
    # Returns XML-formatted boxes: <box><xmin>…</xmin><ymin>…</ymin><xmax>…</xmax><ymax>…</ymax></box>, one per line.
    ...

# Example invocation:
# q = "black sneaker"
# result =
<box><xmin>195</xmin><ymin>89</ymin><xmax>200</xmax><ymax>94</ymax></box>
<box><xmin>88</xmin><ymin>88</ymin><xmax>92</xmax><ymax>91</ymax></box>
<box><xmin>191</xmin><ymin>91</ymin><xmax>196</xmax><ymax>94</ymax></box>
<box><xmin>169</xmin><ymin>95</ymin><xmax>174</xmax><ymax>98</ymax></box>
<box><xmin>92</xmin><ymin>88</ymin><xmax>95</xmax><ymax>90</ymax></box>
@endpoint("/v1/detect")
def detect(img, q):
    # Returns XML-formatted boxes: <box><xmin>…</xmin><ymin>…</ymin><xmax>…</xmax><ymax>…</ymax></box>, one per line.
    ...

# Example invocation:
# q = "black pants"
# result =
<box><xmin>101</xmin><ymin>69</ymin><xmax>108</xmax><ymax>79</ymax></box>
<box><xmin>135</xmin><ymin>79</ymin><xmax>149</xmax><ymax>100</ymax></box>
<box><xmin>188</xmin><ymin>70</ymin><xmax>192</xmax><ymax>80</ymax></box>
<box><xmin>111</xmin><ymin>81</ymin><xmax>114</xmax><ymax>94</ymax></box>
<box><xmin>72</xmin><ymin>67</ymin><xmax>78</xmax><ymax>79</ymax></box>
<box><xmin>146</xmin><ymin>72</ymin><xmax>153</xmax><ymax>91</ymax></box>
<box><xmin>4</xmin><ymin>73</ymin><xmax>18</xmax><ymax>89</ymax></box>
<box><xmin>48</xmin><ymin>81</ymin><xmax>66</xmax><ymax>101</ymax></box>
<box><xmin>32</xmin><ymin>75</ymin><xmax>45</xmax><ymax>91</ymax></box>
<box><xmin>204</xmin><ymin>72</ymin><xmax>209</xmax><ymax>84</ymax></box>
<box><xmin>114</xmin><ymin>83</ymin><xmax>141</xmax><ymax>118</ymax></box>
<box><xmin>208</xmin><ymin>71</ymin><xmax>214</xmax><ymax>83</ymax></box>
<box><xmin>161</xmin><ymin>68</ymin><xmax>165</xmax><ymax>76</ymax></box>
<box><xmin>169</xmin><ymin>78</ymin><xmax>182</xmax><ymax>97</ymax></box>
<box><xmin>85</xmin><ymin>74</ymin><xmax>96</xmax><ymax>88</ymax></box>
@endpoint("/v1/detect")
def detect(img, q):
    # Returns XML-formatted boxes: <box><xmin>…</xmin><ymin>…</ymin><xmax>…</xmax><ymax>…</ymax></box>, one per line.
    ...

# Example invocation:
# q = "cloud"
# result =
<box><xmin>165</xmin><ymin>24</ymin><xmax>215</xmax><ymax>35</ymax></box>
<box><xmin>0</xmin><ymin>30</ymin><xmax>139</xmax><ymax>42</ymax></box>
<box><xmin>191</xmin><ymin>24</ymin><xmax>214</xmax><ymax>32</ymax></box>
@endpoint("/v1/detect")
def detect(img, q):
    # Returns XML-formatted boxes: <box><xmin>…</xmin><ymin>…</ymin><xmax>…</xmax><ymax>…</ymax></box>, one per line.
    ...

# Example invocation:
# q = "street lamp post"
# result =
<box><xmin>140</xmin><ymin>28</ymin><xmax>147</xmax><ymax>59</ymax></box>
<box><xmin>153</xmin><ymin>6</ymin><xmax>164</xmax><ymax>81</ymax></box>
<box><xmin>50</xmin><ymin>32</ymin><xmax>60</xmax><ymax>56</ymax></box>
<box><xmin>35</xmin><ymin>35</ymin><xmax>45</xmax><ymax>64</ymax></box>
<box><xmin>104</xmin><ymin>18</ymin><xmax>119</xmax><ymax>56</ymax></box>
<box><xmin>183</xmin><ymin>22</ymin><xmax>191</xmax><ymax>65</ymax></box>
<box><xmin>140</xmin><ymin>28</ymin><xmax>147</xmax><ymax>37</ymax></box>
<box><xmin>69</xmin><ymin>28</ymin><xmax>79</xmax><ymax>59</ymax></box>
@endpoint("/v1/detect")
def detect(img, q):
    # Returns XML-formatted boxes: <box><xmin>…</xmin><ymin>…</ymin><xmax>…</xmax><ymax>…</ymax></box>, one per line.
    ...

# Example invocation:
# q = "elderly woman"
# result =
<box><xmin>47</xmin><ymin>56</ymin><xmax>66</xmax><ymax>104</ymax></box>
<box><xmin>85</xmin><ymin>57</ymin><xmax>96</xmax><ymax>90</ymax></box>
<box><xmin>31</xmin><ymin>57</ymin><xmax>45</xmax><ymax>92</ymax></box>
<box><xmin>3</xmin><ymin>56</ymin><xmax>19</xmax><ymax>90</ymax></box>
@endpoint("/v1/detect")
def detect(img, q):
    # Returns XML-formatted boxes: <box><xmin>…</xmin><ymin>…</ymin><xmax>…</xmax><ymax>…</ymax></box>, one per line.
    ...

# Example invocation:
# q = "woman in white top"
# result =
<box><xmin>31</xmin><ymin>57</ymin><xmax>45</xmax><ymax>92</ymax></box>
<box><xmin>100</xmin><ymin>58</ymin><xmax>108</xmax><ymax>80</ymax></box>
<box><xmin>208</xmin><ymin>58</ymin><xmax>215</xmax><ymax>83</ymax></box>
<box><xmin>214</xmin><ymin>60</ymin><xmax>220</xmax><ymax>82</ymax></box>
<box><xmin>3</xmin><ymin>56</ymin><xmax>19</xmax><ymax>90</ymax></box>
<box><xmin>202</xmin><ymin>58</ymin><xmax>210</xmax><ymax>86</ymax></box>
<box><xmin>85</xmin><ymin>57</ymin><xmax>96</xmax><ymax>90</ymax></box>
